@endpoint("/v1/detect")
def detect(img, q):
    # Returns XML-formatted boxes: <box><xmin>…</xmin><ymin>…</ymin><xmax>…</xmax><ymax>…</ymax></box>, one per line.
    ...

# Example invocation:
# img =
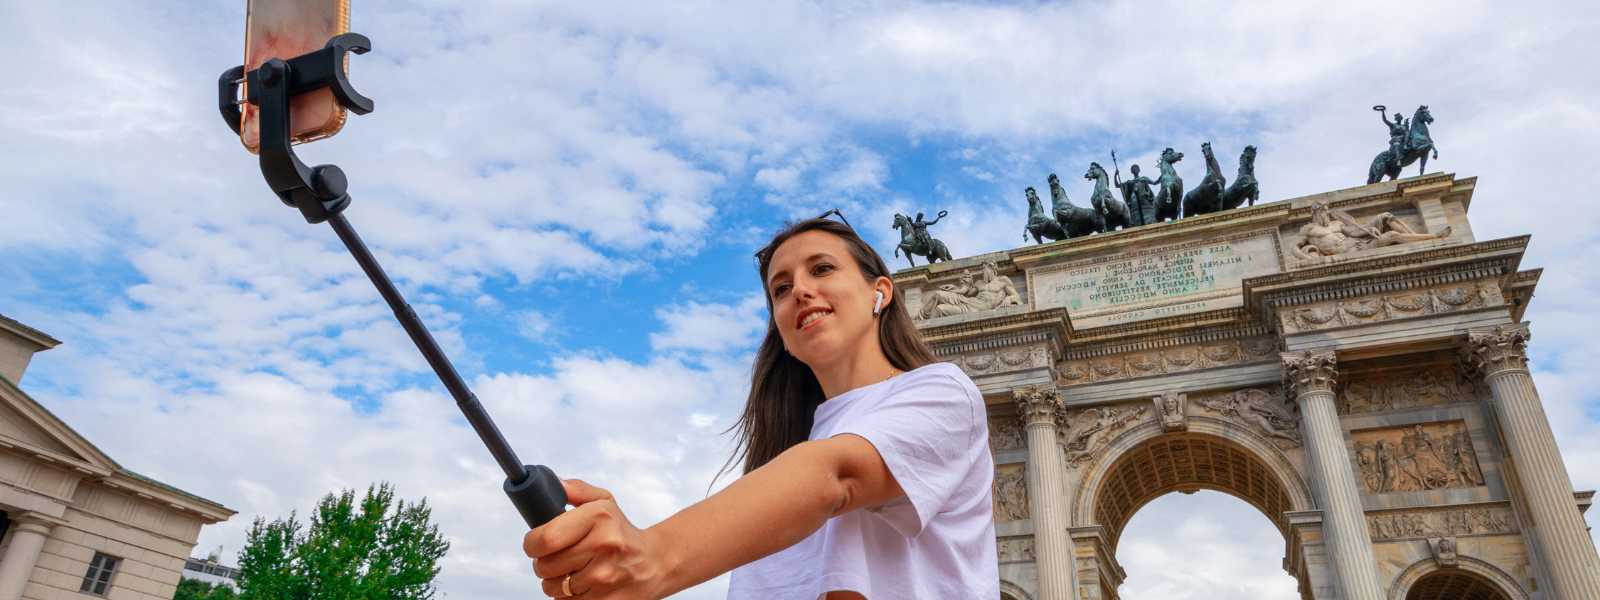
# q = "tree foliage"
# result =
<box><xmin>235</xmin><ymin>483</ymin><xmax>450</xmax><ymax>600</ymax></box>
<box><xmin>173</xmin><ymin>578</ymin><xmax>237</xmax><ymax>600</ymax></box>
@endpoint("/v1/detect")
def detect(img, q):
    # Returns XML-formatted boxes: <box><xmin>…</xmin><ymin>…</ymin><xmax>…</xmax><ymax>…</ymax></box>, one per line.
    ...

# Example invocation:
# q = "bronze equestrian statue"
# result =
<box><xmin>1367</xmin><ymin>105</ymin><xmax>1438</xmax><ymax>184</ymax></box>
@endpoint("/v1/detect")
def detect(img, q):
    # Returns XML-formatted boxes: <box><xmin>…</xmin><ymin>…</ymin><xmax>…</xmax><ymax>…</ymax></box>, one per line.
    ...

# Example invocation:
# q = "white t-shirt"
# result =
<box><xmin>726</xmin><ymin>362</ymin><xmax>999</xmax><ymax>600</ymax></box>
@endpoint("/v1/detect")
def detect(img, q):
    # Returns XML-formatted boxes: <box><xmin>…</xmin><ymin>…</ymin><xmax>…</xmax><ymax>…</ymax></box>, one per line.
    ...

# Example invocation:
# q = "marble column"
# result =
<box><xmin>1282</xmin><ymin>351</ymin><xmax>1384</xmax><ymax>600</ymax></box>
<box><xmin>0</xmin><ymin>512</ymin><xmax>56</xmax><ymax>600</ymax></box>
<box><xmin>1015</xmin><ymin>385</ymin><xmax>1076</xmax><ymax>600</ymax></box>
<box><xmin>1465</xmin><ymin>324</ymin><xmax>1600</xmax><ymax>599</ymax></box>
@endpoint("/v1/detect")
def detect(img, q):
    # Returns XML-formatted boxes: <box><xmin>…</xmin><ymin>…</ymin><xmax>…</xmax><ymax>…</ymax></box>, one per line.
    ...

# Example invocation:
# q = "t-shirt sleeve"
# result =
<box><xmin>831</xmin><ymin>364</ymin><xmax>982</xmax><ymax>539</ymax></box>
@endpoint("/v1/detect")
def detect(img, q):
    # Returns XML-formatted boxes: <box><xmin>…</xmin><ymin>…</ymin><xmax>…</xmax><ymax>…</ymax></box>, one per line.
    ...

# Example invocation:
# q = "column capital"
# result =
<box><xmin>1013</xmin><ymin>385</ymin><xmax>1063</xmax><ymax>428</ymax></box>
<box><xmin>7</xmin><ymin>511</ymin><xmax>63</xmax><ymax>534</ymax></box>
<box><xmin>1463</xmin><ymin>323</ymin><xmax>1531</xmax><ymax>377</ymax></box>
<box><xmin>1282</xmin><ymin>350</ymin><xmax>1339</xmax><ymax>398</ymax></box>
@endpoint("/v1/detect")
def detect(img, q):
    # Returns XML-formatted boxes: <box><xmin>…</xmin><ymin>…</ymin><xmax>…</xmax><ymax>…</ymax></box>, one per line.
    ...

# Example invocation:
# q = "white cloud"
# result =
<box><xmin>514</xmin><ymin>310</ymin><xmax>556</xmax><ymax>344</ymax></box>
<box><xmin>1118</xmin><ymin>492</ymin><xmax>1300</xmax><ymax>599</ymax></box>
<box><xmin>650</xmin><ymin>295</ymin><xmax>768</xmax><ymax>355</ymax></box>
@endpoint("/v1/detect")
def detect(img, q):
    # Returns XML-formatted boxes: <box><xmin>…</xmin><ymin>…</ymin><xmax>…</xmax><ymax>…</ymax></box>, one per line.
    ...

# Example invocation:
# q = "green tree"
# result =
<box><xmin>235</xmin><ymin>483</ymin><xmax>450</xmax><ymax>600</ymax></box>
<box><xmin>173</xmin><ymin>578</ymin><xmax>238</xmax><ymax>600</ymax></box>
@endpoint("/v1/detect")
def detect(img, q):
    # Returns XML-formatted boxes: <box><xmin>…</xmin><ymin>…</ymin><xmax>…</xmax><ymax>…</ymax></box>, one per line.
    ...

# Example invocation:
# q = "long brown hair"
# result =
<box><xmin>711</xmin><ymin>218</ymin><xmax>938</xmax><ymax>490</ymax></box>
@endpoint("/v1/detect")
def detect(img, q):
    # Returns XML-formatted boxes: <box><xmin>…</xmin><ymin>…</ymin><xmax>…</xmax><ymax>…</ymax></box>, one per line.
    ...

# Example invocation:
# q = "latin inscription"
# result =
<box><xmin>1033</xmin><ymin>233</ymin><xmax>1280</xmax><ymax>325</ymax></box>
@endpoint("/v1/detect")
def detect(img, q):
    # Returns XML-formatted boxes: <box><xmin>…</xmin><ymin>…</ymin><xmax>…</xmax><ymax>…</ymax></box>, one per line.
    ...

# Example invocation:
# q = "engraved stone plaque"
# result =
<box><xmin>1030</xmin><ymin>232</ymin><xmax>1281</xmax><ymax>328</ymax></box>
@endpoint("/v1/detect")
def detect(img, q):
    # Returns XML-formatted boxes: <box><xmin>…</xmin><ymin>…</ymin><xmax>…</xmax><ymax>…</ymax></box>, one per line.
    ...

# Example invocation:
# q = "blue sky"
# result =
<box><xmin>3</xmin><ymin>2</ymin><xmax>1598</xmax><ymax>599</ymax></box>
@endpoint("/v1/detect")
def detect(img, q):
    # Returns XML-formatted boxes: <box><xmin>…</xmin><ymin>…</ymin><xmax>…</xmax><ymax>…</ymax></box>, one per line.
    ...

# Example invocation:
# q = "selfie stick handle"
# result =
<box><xmin>218</xmin><ymin>34</ymin><xmax>566</xmax><ymax>529</ymax></box>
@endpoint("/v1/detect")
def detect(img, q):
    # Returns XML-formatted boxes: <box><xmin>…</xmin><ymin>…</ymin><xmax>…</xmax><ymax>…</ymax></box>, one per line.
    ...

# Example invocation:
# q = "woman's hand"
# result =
<box><xmin>523</xmin><ymin>479</ymin><xmax>672</xmax><ymax>599</ymax></box>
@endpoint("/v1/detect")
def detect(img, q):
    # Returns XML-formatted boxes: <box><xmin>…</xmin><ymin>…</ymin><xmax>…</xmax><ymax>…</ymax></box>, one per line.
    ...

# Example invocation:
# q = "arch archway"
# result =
<box><xmin>1073</xmin><ymin>418</ymin><xmax>1314</xmax><ymax>553</ymax></box>
<box><xmin>1069</xmin><ymin>418</ymin><xmax>1316</xmax><ymax>597</ymax></box>
<box><xmin>999</xmin><ymin>579</ymin><xmax>1032</xmax><ymax>600</ymax></box>
<box><xmin>1389</xmin><ymin>558</ymin><xmax>1526</xmax><ymax>600</ymax></box>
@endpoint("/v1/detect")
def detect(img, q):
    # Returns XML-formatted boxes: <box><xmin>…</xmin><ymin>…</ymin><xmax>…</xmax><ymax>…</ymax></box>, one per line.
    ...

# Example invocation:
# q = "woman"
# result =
<box><xmin>522</xmin><ymin>216</ymin><xmax>999</xmax><ymax>599</ymax></box>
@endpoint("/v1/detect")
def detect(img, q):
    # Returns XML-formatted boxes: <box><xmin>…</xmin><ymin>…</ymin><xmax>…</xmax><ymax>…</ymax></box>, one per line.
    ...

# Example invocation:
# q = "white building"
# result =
<box><xmin>0</xmin><ymin>315</ymin><xmax>235</xmax><ymax>600</ymax></box>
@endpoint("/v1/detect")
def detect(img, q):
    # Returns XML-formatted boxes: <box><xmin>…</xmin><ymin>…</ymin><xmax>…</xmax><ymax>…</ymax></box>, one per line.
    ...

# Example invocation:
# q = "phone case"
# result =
<box><xmin>239</xmin><ymin>0</ymin><xmax>352</xmax><ymax>153</ymax></box>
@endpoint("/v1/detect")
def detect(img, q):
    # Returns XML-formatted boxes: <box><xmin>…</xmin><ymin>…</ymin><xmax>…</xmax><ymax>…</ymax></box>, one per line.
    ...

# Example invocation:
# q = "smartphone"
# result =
<box><xmin>240</xmin><ymin>0</ymin><xmax>351</xmax><ymax>153</ymax></box>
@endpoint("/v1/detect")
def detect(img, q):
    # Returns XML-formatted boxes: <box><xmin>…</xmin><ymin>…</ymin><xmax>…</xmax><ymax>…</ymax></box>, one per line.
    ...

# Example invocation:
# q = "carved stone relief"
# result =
<box><xmin>997</xmin><ymin>537</ymin><xmax>1036</xmax><ymax>562</ymax></box>
<box><xmin>1367</xmin><ymin>505</ymin><xmax>1515</xmax><ymax>541</ymax></box>
<box><xmin>1189</xmin><ymin>387</ymin><xmax>1302</xmax><ymax>448</ymax></box>
<box><xmin>1289</xmin><ymin>202</ymin><xmax>1449</xmax><ymax>264</ymax></box>
<box><xmin>1060</xmin><ymin>404</ymin><xmax>1150</xmax><ymax>467</ymax></box>
<box><xmin>993</xmin><ymin>466</ymin><xmax>1030</xmax><ymax>521</ymax></box>
<box><xmin>957</xmin><ymin>345</ymin><xmax>1051</xmax><ymax>377</ymax></box>
<box><xmin>1337</xmin><ymin>363</ymin><xmax>1478</xmax><ymax>415</ymax></box>
<box><xmin>1430</xmin><ymin>536</ymin><xmax>1459</xmax><ymax>568</ymax></box>
<box><xmin>1058</xmin><ymin>336</ymin><xmax>1278</xmax><ymax>386</ymax></box>
<box><xmin>1352</xmin><ymin>421</ymin><xmax>1484</xmax><ymax>494</ymax></box>
<box><xmin>1279</xmin><ymin>282</ymin><xmax>1504</xmax><ymax>334</ymax></box>
<box><xmin>1155</xmin><ymin>392</ymin><xmax>1188</xmax><ymax>432</ymax></box>
<box><xmin>916</xmin><ymin>261</ymin><xmax>1025</xmax><ymax>320</ymax></box>
<box><xmin>989</xmin><ymin>414</ymin><xmax>1025</xmax><ymax>452</ymax></box>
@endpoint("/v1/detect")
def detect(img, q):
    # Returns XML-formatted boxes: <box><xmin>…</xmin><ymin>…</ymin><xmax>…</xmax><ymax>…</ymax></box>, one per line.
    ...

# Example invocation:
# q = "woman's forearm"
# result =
<box><xmin>643</xmin><ymin>441</ymin><xmax>845</xmax><ymax>597</ymax></box>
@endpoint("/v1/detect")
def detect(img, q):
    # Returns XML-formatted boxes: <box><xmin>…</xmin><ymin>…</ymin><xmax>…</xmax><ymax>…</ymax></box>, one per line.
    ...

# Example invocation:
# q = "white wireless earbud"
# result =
<box><xmin>873</xmin><ymin>290</ymin><xmax>885</xmax><ymax>315</ymax></box>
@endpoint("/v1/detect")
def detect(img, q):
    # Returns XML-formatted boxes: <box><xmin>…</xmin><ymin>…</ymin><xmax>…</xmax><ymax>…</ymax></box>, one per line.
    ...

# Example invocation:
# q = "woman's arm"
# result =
<box><xmin>525</xmin><ymin>434</ymin><xmax>902</xmax><ymax>598</ymax></box>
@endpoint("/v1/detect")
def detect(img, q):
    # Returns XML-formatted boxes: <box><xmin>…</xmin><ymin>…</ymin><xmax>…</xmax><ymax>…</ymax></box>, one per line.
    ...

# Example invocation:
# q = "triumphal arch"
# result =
<box><xmin>895</xmin><ymin>173</ymin><xmax>1600</xmax><ymax>599</ymax></box>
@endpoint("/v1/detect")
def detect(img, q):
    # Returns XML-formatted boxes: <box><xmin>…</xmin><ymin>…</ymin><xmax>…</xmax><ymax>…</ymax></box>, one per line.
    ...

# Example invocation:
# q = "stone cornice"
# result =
<box><xmin>1244</xmin><ymin>236</ymin><xmax>1527</xmax><ymax>326</ymax></box>
<box><xmin>1503</xmin><ymin>268</ymin><xmax>1541</xmax><ymax>322</ymax></box>
<box><xmin>0</xmin><ymin>314</ymin><xmax>61</xmax><ymax>350</ymax></box>
<box><xmin>102</xmin><ymin>472</ymin><xmax>236</xmax><ymax>523</ymax></box>
<box><xmin>1463</xmin><ymin>323</ymin><xmax>1531</xmax><ymax>378</ymax></box>
<box><xmin>1061</xmin><ymin>314</ymin><xmax>1268</xmax><ymax>358</ymax></box>
<box><xmin>919</xmin><ymin>307</ymin><xmax>1070</xmax><ymax>356</ymax></box>
<box><xmin>1282</xmin><ymin>350</ymin><xmax>1339</xmax><ymax>398</ymax></box>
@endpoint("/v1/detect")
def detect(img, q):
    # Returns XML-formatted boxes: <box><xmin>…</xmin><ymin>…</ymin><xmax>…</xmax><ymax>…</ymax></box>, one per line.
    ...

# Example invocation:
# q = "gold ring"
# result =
<box><xmin>562</xmin><ymin>574</ymin><xmax>573</xmax><ymax>597</ymax></box>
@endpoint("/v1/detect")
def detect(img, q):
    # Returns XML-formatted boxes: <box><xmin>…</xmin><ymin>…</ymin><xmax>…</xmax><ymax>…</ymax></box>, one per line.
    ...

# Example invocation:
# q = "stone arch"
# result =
<box><xmin>1072</xmin><ymin>416</ymin><xmax>1315</xmax><ymax>552</ymax></box>
<box><xmin>998</xmin><ymin>579</ymin><xmax>1032</xmax><ymax>600</ymax></box>
<box><xmin>1388</xmin><ymin>557</ymin><xmax>1526</xmax><ymax>600</ymax></box>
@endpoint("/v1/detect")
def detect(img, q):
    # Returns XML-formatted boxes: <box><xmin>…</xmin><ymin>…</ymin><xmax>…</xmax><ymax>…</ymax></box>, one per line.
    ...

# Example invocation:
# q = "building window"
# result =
<box><xmin>79</xmin><ymin>552</ymin><xmax>120</xmax><ymax>596</ymax></box>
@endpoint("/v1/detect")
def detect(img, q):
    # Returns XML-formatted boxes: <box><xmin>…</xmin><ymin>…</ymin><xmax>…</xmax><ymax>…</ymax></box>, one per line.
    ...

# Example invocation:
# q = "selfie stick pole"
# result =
<box><xmin>218</xmin><ymin>33</ymin><xmax>567</xmax><ymax>529</ymax></box>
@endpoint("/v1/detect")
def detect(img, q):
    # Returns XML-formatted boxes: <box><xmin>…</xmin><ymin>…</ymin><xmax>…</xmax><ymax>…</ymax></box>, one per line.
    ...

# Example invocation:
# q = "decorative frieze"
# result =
<box><xmin>1060</xmin><ymin>404</ymin><xmax>1149</xmax><ymax>467</ymax></box>
<box><xmin>1058</xmin><ymin>336</ymin><xmax>1277</xmax><ymax>386</ymax></box>
<box><xmin>1352</xmin><ymin>421</ymin><xmax>1484</xmax><ymax>494</ymax></box>
<box><xmin>954</xmin><ymin>345</ymin><xmax>1051</xmax><ymax>377</ymax></box>
<box><xmin>997</xmin><ymin>537</ymin><xmax>1037</xmax><ymax>562</ymax></box>
<box><xmin>1366</xmin><ymin>505</ymin><xmax>1515</xmax><ymax>541</ymax></box>
<box><xmin>1463</xmin><ymin>323</ymin><xmax>1531</xmax><ymax>377</ymax></box>
<box><xmin>1278</xmin><ymin>282</ymin><xmax>1503</xmax><ymax>334</ymax></box>
<box><xmin>993</xmin><ymin>466</ymin><xmax>1030</xmax><ymax>521</ymax></box>
<box><xmin>1337</xmin><ymin>363</ymin><xmax>1478</xmax><ymax>415</ymax></box>
<box><xmin>1190</xmin><ymin>387</ymin><xmax>1302</xmax><ymax>448</ymax></box>
<box><xmin>1282</xmin><ymin>350</ymin><xmax>1338</xmax><ymax>398</ymax></box>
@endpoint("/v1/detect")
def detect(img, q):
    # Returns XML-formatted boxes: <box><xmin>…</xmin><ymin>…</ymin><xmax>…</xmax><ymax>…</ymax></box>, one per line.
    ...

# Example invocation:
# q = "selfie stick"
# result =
<box><xmin>217</xmin><ymin>33</ymin><xmax>567</xmax><ymax>528</ymax></box>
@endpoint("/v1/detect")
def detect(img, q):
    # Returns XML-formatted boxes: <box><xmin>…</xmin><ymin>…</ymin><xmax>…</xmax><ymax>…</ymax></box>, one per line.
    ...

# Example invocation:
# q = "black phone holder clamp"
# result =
<box><xmin>217</xmin><ymin>35</ymin><xmax>568</xmax><ymax>529</ymax></box>
<box><xmin>219</xmin><ymin>33</ymin><xmax>372</xmax><ymax>224</ymax></box>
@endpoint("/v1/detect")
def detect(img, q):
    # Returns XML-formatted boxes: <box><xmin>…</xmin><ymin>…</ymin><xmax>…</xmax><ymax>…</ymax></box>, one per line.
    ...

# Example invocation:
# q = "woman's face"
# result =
<box><xmin>764</xmin><ymin>230</ymin><xmax>888</xmax><ymax>369</ymax></box>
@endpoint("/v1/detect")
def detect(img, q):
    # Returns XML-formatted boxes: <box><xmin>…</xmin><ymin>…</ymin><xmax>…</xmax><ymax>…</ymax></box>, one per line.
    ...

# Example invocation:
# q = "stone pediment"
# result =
<box><xmin>0</xmin><ymin>376</ymin><xmax>116</xmax><ymax>476</ymax></box>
